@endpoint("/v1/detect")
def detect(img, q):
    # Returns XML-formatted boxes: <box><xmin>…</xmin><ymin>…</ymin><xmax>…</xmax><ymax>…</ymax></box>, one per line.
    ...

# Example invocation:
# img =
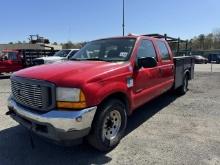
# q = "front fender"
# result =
<box><xmin>96</xmin><ymin>82</ymin><xmax>130</xmax><ymax>104</ymax></box>
<box><xmin>84</xmin><ymin>81</ymin><xmax>132</xmax><ymax>109</ymax></box>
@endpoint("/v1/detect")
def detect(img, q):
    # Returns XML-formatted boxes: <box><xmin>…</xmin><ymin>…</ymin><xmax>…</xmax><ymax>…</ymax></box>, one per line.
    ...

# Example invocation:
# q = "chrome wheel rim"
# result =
<box><xmin>102</xmin><ymin>110</ymin><xmax>122</xmax><ymax>140</ymax></box>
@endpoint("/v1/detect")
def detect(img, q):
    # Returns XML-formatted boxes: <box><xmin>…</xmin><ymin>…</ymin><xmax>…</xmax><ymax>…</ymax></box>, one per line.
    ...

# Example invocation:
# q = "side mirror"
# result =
<box><xmin>137</xmin><ymin>57</ymin><xmax>157</xmax><ymax>68</ymax></box>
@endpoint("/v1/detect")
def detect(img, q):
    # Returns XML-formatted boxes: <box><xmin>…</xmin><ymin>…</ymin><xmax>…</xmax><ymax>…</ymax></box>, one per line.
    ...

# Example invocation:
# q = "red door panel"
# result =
<box><xmin>0</xmin><ymin>61</ymin><xmax>8</xmax><ymax>73</ymax></box>
<box><xmin>132</xmin><ymin>66</ymin><xmax>162</xmax><ymax>109</ymax></box>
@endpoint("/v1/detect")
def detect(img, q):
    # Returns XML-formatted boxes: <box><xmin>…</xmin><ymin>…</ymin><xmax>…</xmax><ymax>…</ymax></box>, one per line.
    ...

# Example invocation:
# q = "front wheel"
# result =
<box><xmin>88</xmin><ymin>99</ymin><xmax>127</xmax><ymax>152</ymax></box>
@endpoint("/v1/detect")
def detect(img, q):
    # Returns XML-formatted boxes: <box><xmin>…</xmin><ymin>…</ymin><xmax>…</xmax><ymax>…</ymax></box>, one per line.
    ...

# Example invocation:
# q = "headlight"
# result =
<box><xmin>56</xmin><ymin>87</ymin><xmax>86</xmax><ymax>109</ymax></box>
<box><xmin>56</xmin><ymin>87</ymin><xmax>81</xmax><ymax>102</ymax></box>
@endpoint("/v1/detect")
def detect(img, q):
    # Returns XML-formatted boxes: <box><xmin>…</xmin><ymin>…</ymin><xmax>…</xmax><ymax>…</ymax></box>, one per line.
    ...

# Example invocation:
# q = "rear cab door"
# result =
<box><xmin>154</xmin><ymin>39</ymin><xmax>175</xmax><ymax>92</ymax></box>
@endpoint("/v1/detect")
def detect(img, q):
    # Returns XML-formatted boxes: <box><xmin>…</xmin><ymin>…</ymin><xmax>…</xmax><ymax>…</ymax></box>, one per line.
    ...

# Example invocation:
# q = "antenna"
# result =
<box><xmin>122</xmin><ymin>0</ymin><xmax>125</xmax><ymax>36</ymax></box>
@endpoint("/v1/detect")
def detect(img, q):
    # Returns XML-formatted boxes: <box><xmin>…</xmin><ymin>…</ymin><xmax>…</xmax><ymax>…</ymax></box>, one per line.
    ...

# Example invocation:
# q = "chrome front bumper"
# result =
<box><xmin>8</xmin><ymin>98</ymin><xmax>97</xmax><ymax>142</ymax></box>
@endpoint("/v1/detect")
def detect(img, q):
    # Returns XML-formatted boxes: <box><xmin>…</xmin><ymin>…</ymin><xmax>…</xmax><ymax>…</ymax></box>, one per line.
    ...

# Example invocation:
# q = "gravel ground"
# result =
<box><xmin>194</xmin><ymin>63</ymin><xmax>220</xmax><ymax>72</ymax></box>
<box><xmin>0</xmin><ymin>70</ymin><xmax>220</xmax><ymax>165</ymax></box>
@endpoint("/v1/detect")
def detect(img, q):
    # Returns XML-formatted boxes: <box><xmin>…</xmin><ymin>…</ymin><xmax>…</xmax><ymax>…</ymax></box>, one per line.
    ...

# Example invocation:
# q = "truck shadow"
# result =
<box><xmin>0</xmin><ymin>92</ymin><xmax>179</xmax><ymax>165</ymax></box>
<box><xmin>0</xmin><ymin>126</ymin><xmax>112</xmax><ymax>165</ymax></box>
<box><xmin>126</xmin><ymin>92</ymin><xmax>178</xmax><ymax>136</ymax></box>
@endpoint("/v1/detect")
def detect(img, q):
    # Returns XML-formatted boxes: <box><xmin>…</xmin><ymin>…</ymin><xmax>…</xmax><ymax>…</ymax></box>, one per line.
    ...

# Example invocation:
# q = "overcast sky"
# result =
<box><xmin>0</xmin><ymin>0</ymin><xmax>219</xmax><ymax>43</ymax></box>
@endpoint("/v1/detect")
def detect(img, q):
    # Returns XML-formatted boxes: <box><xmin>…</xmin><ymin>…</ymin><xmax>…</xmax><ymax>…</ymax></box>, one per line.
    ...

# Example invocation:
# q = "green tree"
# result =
<box><xmin>204</xmin><ymin>33</ymin><xmax>213</xmax><ymax>50</ymax></box>
<box><xmin>198</xmin><ymin>34</ymin><xmax>205</xmax><ymax>50</ymax></box>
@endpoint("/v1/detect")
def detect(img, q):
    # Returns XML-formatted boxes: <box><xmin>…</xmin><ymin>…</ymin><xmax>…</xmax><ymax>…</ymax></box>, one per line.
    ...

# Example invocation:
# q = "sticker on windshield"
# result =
<box><xmin>119</xmin><ymin>52</ymin><xmax>128</xmax><ymax>58</ymax></box>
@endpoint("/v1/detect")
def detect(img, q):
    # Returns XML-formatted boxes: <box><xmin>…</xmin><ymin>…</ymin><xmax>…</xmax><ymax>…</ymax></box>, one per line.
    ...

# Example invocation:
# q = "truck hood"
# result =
<box><xmin>14</xmin><ymin>61</ymin><xmax>132</xmax><ymax>87</ymax></box>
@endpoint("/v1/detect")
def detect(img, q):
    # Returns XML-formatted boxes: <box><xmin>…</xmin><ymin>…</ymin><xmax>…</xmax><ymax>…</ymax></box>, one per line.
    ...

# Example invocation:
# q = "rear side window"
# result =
<box><xmin>8</xmin><ymin>52</ymin><xmax>18</xmax><ymax>60</ymax></box>
<box><xmin>0</xmin><ymin>52</ymin><xmax>17</xmax><ymax>61</ymax></box>
<box><xmin>156</xmin><ymin>41</ymin><xmax>171</xmax><ymax>60</ymax></box>
<box><xmin>137</xmin><ymin>40</ymin><xmax>157</xmax><ymax>60</ymax></box>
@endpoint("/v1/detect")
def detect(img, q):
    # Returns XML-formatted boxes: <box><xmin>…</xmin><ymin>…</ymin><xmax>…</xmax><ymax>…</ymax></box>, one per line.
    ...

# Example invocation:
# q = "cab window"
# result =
<box><xmin>156</xmin><ymin>41</ymin><xmax>171</xmax><ymax>60</ymax></box>
<box><xmin>137</xmin><ymin>40</ymin><xmax>157</xmax><ymax>60</ymax></box>
<box><xmin>0</xmin><ymin>52</ymin><xmax>17</xmax><ymax>61</ymax></box>
<box><xmin>8</xmin><ymin>52</ymin><xmax>18</xmax><ymax>60</ymax></box>
<box><xmin>0</xmin><ymin>53</ymin><xmax>8</xmax><ymax>61</ymax></box>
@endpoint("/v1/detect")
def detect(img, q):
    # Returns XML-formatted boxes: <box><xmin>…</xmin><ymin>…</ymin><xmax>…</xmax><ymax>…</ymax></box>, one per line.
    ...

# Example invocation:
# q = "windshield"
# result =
<box><xmin>54</xmin><ymin>50</ymin><xmax>71</xmax><ymax>57</ymax></box>
<box><xmin>71</xmin><ymin>38</ymin><xmax>136</xmax><ymax>62</ymax></box>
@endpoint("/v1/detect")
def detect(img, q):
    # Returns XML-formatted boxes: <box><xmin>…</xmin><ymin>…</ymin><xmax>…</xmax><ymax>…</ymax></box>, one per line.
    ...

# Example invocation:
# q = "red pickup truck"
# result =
<box><xmin>7</xmin><ymin>34</ymin><xmax>194</xmax><ymax>151</ymax></box>
<box><xmin>0</xmin><ymin>50</ymin><xmax>23</xmax><ymax>74</ymax></box>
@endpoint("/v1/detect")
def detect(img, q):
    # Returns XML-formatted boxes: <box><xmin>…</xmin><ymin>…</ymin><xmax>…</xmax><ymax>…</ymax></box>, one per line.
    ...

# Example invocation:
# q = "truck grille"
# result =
<box><xmin>11</xmin><ymin>76</ymin><xmax>55</xmax><ymax>111</ymax></box>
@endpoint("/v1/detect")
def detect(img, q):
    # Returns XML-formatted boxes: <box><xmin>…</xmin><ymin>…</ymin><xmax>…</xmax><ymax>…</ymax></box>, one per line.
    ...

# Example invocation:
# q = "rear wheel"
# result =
<box><xmin>88</xmin><ymin>99</ymin><xmax>127</xmax><ymax>152</ymax></box>
<box><xmin>176</xmin><ymin>74</ymin><xmax>188</xmax><ymax>95</ymax></box>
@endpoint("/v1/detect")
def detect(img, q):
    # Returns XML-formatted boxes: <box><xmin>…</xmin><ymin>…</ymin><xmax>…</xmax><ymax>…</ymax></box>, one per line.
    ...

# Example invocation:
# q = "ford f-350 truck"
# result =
<box><xmin>7</xmin><ymin>34</ymin><xmax>194</xmax><ymax>151</ymax></box>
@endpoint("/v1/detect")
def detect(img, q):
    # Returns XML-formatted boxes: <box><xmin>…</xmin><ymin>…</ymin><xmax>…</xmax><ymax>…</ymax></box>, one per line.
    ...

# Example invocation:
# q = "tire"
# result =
<box><xmin>88</xmin><ymin>99</ymin><xmax>127</xmax><ymax>152</ymax></box>
<box><xmin>176</xmin><ymin>74</ymin><xmax>189</xmax><ymax>95</ymax></box>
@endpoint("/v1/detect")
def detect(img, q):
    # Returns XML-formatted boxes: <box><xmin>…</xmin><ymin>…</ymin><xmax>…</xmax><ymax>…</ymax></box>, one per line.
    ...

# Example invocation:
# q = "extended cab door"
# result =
<box><xmin>132</xmin><ymin>39</ymin><xmax>162</xmax><ymax>108</ymax></box>
<box><xmin>155</xmin><ymin>40</ymin><xmax>174</xmax><ymax>91</ymax></box>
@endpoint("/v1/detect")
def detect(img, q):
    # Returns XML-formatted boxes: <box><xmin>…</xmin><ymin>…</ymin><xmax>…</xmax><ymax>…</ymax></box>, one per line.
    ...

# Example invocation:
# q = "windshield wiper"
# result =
<box><xmin>83</xmin><ymin>58</ymin><xmax>107</xmax><ymax>61</ymax></box>
<box><xmin>70</xmin><ymin>58</ymin><xmax>124</xmax><ymax>62</ymax></box>
<box><xmin>70</xmin><ymin>58</ymin><xmax>84</xmax><ymax>61</ymax></box>
<box><xmin>71</xmin><ymin>58</ymin><xmax>109</xmax><ymax>62</ymax></box>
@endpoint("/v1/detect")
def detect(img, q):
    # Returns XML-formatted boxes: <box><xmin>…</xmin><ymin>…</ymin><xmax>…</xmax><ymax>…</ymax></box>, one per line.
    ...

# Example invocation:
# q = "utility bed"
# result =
<box><xmin>174</xmin><ymin>56</ymin><xmax>195</xmax><ymax>89</ymax></box>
